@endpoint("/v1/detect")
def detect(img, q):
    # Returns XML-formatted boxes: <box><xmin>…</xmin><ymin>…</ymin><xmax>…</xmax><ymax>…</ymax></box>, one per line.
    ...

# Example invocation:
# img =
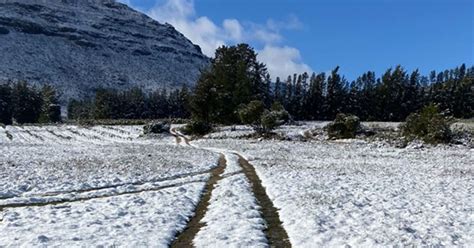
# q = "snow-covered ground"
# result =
<box><xmin>2</xmin><ymin>123</ymin><xmax>473</xmax><ymax>247</ymax></box>
<box><xmin>0</xmin><ymin>125</ymin><xmax>219</xmax><ymax>247</ymax></box>
<box><xmin>1</xmin><ymin>183</ymin><xmax>204</xmax><ymax>247</ymax></box>
<box><xmin>195</xmin><ymin>125</ymin><xmax>474</xmax><ymax>247</ymax></box>
<box><xmin>194</xmin><ymin>154</ymin><xmax>267</xmax><ymax>248</ymax></box>
<box><xmin>0</xmin><ymin>125</ymin><xmax>218</xmax><ymax>198</ymax></box>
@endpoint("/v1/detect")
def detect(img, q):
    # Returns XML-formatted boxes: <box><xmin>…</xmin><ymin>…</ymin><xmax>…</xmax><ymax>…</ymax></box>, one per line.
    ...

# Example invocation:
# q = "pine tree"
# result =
<box><xmin>325</xmin><ymin>66</ymin><xmax>347</xmax><ymax>119</ymax></box>
<box><xmin>39</xmin><ymin>84</ymin><xmax>61</xmax><ymax>123</ymax></box>
<box><xmin>11</xmin><ymin>81</ymin><xmax>43</xmax><ymax>124</ymax></box>
<box><xmin>0</xmin><ymin>83</ymin><xmax>13</xmax><ymax>125</ymax></box>
<box><xmin>190</xmin><ymin>44</ymin><xmax>268</xmax><ymax>124</ymax></box>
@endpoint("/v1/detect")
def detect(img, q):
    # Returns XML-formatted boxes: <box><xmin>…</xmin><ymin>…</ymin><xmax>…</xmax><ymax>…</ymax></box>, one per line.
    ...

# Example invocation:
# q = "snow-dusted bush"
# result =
<box><xmin>181</xmin><ymin>119</ymin><xmax>213</xmax><ymax>135</ymax></box>
<box><xmin>401</xmin><ymin>104</ymin><xmax>452</xmax><ymax>144</ymax></box>
<box><xmin>238</xmin><ymin>100</ymin><xmax>289</xmax><ymax>134</ymax></box>
<box><xmin>143</xmin><ymin>121</ymin><xmax>170</xmax><ymax>134</ymax></box>
<box><xmin>326</xmin><ymin>114</ymin><xmax>361</xmax><ymax>139</ymax></box>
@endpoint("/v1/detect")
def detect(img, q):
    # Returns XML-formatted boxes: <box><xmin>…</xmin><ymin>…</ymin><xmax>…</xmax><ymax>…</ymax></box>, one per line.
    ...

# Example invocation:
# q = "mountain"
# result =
<box><xmin>0</xmin><ymin>0</ymin><xmax>209</xmax><ymax>103</ymax></box>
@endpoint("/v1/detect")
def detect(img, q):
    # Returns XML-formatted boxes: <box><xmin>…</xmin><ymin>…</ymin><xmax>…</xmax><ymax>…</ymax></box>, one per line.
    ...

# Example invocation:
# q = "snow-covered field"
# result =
<box><xmin>1</xmin><ymin>123</ymin><xmax>473</xmax><ymax>247</ymax></box>
<box><xmin>0</xmin><ymin>125</ymin><xmax>219</xmax><ymax>247</ymax></box>
<box><xmin>195</xmin><ymin>125</ymin><xmax>474</xmax><ymax>247</ymax></box>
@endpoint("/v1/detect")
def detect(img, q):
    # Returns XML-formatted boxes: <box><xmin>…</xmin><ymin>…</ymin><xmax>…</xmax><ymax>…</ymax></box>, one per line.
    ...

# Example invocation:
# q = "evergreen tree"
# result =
<box><xmin>325</xmin><ymin>66</ymin><xmax>347</xmax><ymax>119</ymax></box>
<box><xmin>190</xmin><ymin>44</ymin><xmax>268</xmax><ymax>124</ymax></box>
<box><xmin>11</xmin><ymin>81</ymin><xmax>43</xmax><ymax>124</ymax></box>
<box><xmin>39</xmin><ymin>84</ymin><xmax>61</xmax><ymax>123</ymax></box>
<box><xmin>0</xmin><ymin>83</ymin><xmax>13</xmax><ymax>125</ymax></box>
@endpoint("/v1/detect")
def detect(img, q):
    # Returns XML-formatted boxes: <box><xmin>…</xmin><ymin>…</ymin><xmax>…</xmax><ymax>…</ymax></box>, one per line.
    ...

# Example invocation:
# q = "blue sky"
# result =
<box><xmin>120</xmin><ymin>0</ymin><xmax>473</xmax><ymax>80</ymax></box>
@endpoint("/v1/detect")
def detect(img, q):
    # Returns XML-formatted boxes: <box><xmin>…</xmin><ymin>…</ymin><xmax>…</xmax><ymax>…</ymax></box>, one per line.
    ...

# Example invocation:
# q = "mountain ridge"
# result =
<box><xmin>0</xmin><ymin>0</ymin><xmax>209</xmax><ymax>103</ymax></box>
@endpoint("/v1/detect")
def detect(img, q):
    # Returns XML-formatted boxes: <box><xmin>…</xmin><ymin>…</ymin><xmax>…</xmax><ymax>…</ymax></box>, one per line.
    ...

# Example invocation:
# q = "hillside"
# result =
<box><xmin>0</xmin><ymin>0</ymin><xmax>209</xmax><ymax>103</ymax></box>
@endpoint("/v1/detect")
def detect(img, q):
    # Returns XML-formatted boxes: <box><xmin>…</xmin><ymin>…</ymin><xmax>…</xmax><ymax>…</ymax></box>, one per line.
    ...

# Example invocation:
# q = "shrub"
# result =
<box><xmin>238</xmin><ymin>100</ymin><xmax>289</xmax><ymax>134</ymax></box>
<box><xmin>181</xmin><ymin>119</ymin><xmax>213</xmax><ymax>136</ymax></box>
<box><xmin>401</xmin><ymin>104</ymin><xmax>452</xmax><ymax>144</ymax></box>
<box><xmin>143</xmin><ymin>121</ymin><xmax>170</xmax><ymax>134</ymax></box>
<box><xmin>326</xmin><ymin>114</ymin><xmax>361</xmax><ymax>139</ymax></box>
<box><xmin>238</xmin><ymin>100</ymin><xmax>265</xmax><ymax>129</ymax></box>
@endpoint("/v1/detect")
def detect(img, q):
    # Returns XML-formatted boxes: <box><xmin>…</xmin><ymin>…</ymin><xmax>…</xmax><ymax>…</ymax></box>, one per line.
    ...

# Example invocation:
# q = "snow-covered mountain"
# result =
<box><xmin>0</xmin><ymin>0</ymin><xmax>209</xmax><ymax>102</ymax></box>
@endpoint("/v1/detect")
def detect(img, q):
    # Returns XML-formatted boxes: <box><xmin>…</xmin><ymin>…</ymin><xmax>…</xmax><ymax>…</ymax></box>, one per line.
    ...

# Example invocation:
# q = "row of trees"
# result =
<box><xmin>1</xmin><ymin>43</ymin><xmax>472</xmax><ymax>126</ymax></box>
<box><xmin>272</xmin><ymin>64</ymin><xmax>473</xmax><ymax>121</ymax></box>
<box><xmin>0</xmin><ymin>82</ymin><xmax>61</xmax><ymax>124</ymax></box>
<box><xmin>67</xmin><ymin>86</ymin><xmax>190</xmax><ymax>120</ymax></box>
<box><xmin>188</xmin><ymin>44</ymin><xmax>473</xmax><ymax>128</ymax></box>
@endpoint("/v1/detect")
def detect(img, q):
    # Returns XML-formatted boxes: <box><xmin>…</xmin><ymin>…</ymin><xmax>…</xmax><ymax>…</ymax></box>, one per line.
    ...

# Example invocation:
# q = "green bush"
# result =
<box><xmin>401</xmin><ymin>104</ymin><xmax>452</xmax><ymax>144</ymax></box>
<box><xmin>326</xmin><ymin>114</ymin><xmax>361</xmax><ymax>139</ymax></box>
<box><xmin>238</xmin><ymin>100</ymin><xmax>265</xmax><ymax>128</ymax></box>
<box><xmin>238</xmin><ymin>100</ymin><xmax>289</xmax><ymax>134</ymax></box>
<box><xmin>143</xmin><ymin>121</ymin><xmax>170</xmax><ymax>134</ymax></box>
<box><xmin>181</xmin><ymin>119</ymin><xmax>213</xmax><ymax>136</ymax></box>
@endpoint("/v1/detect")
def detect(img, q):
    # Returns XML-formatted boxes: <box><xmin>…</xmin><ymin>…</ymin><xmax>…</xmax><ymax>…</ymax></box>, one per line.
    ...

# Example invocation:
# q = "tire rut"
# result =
<box><xmin>0</xmin><ymin>178</ymin><xmax>206</xmax><ymax>210</ymax></box>
<box><xmin>171</xmin><ymin>155</ymin><xmax>227</xmax><ymax>248</ymax></box>
<box><xmin>5</xmin><ymin>169</ymin><xmax>214</xmax><ymax>200</ymax></box>
<box><xmin>237</xmin><ymin>155</ymin><xmax>292</xmax><ymax>248</ymax></box>
<box><xmin>170</xmin><ymin>127</ymin><xmax>291</xmax><ymax>247</ymax></box>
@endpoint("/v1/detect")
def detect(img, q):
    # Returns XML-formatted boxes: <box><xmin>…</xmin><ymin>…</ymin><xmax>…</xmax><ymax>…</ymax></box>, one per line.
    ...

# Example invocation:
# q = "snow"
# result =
<box><xmin>194</xmin><ymin>153</ymin><xmax>267</xmax><ymax>248</ymax></box>
<box><xmin>194</xmin><ymin>124</ymin><xmax>474</xmax><ymax>247</ymax></box>
<box><xmin>1</xmin><ymin>125</ymin><xmax>219</xmax><ymax>247</ymax></box>
<box><xmin>2</xmin><ymin>123</ymin><xmax>473</xmax><ymax>247</ymax></box>
<box><xmin>1</xmin><ymin>125</ymin><xmax>218</xmax><ymax>199</ymax></box>
<box><xmin>1</xmin><ymin>183</ymin><xmax>204</xmax><ymax>247</ymax></box>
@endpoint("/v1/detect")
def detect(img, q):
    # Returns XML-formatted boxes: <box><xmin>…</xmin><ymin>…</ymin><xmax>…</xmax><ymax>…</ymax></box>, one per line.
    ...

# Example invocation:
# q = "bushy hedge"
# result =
<box><xmin>181</xmin><ymin>120</ymin><xmax>213</xmax><ymax>136</ymax></box>
<box><xmin>326</xmin><ymin>114</ymin><xmax>361</xmax><ymax>139</ymax></box>
<box><xmin>401</xmin><ymin>104</ymin><xmax>452</xmax><ymax>144</ymax></box>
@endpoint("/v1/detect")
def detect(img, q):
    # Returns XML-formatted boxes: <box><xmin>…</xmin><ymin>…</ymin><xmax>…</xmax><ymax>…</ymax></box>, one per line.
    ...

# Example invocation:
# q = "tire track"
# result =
<box><xmin>0</xmin><ymin>178</ymin><xmax>206</xmax><ymax>210</ymax></box>
<box><xmin>171</xmin><ymin>155</ymin><xmax>226</xmax><ymax>248</ymax></box>
<box><xmin>170</xmin><ymin>127</ymin><xmax>291</xmax><ymax>247</ymax></box>
<box><xmin>237</xmin><ymin>155</ymin><xmax>292</xmax><ymax>248</ymax></box>
<box><xmin>3</xmin><ymin>169</ymin><xmax>215</xmax><ymax>200</ymax></box>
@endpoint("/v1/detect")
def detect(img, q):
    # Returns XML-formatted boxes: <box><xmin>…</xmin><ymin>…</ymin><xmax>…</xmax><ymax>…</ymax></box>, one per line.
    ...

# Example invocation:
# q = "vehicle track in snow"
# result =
<box><xmin>237</xmin><ymin>155</ymin><xmax>291</xmax><ymax>247</ymax></box>
<box><xmin>0</xmin><ymin>178</ymin><xmax>207</xmax><ymax>210</ymax></box>
<box><xmin>170</xmin><ymin>128</ymin><xmax>227</xmax><ymax>247</ymax></box>
<box><xmin>170</xmin><ymin>128</ymin><xmax>291</xmax><ymax>247</ymax></box>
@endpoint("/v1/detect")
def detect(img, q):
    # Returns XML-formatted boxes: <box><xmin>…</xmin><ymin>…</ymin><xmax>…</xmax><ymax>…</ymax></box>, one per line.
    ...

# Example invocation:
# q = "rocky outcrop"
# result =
<box><xmin>0</xmin><ymin>0</ymin><xmax>209</xmax><ymax>103</ymax></box>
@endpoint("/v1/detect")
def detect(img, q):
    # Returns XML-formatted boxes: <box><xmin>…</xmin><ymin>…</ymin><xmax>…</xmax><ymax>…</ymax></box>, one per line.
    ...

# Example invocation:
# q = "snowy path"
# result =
<box><xmin>170</xmin><ymin>128</ymin><xmax>291</xmax><ymax>247</ymax></box>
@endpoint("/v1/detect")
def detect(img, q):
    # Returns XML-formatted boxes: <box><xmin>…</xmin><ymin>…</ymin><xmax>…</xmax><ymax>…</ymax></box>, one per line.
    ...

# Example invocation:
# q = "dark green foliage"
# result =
<box><xmin>280</xmin><ymin>64</ymin><xmax>473</xmax><ymax>121</ymax></box>
<box><xmin>1</xmin><ymin>82</ymin><xmax>61</xmax><ymax>124</ymax></box>
<box><xmin>11</xmin><ymin>81</ymin><xmax>43</xmax><ymax>124</ymax></box>
<box><xmin>0</xmin><ymin>83</ymin><xmax>13</xmax><ymax>125</ymax></box>
<box><xmin>190</xmin><ymin>44</ymin><xmax>270</xmax><ymax>124</ymax></box>
<box><xmin>326</xmin><ymin>114</ymin><xmax>361</xmax><ymax>139</ymax></box>
<box><xmin>143</xmin><ymin>121</ymin><xmax>170</xmax><ymax>134</ymax></box>
<box><xmin>181</xmin><ymin>119</ymin><xmax>213</xmax><ymax>136</ymax></box>
<box><xmin>39</xmin><ymin>84</ymin><xmax>61</xmax><ymax>123</ymax></box>
<box><xmin>238</xmin><ymin>100</ymin><xmax>265</xmax><ymax>129</ymax></box>
<box><xmin>401</xmin><ymin>104</ymin><xmax>452</xmax><ymax>144</ymax></box>
<box><xmin>238</xmin><ymin>100</ymin><xmax>289</xmax><ymax>134</ymax></box>
<box><xmin>67</xmin><ymin>99</ymin><xmax>92</xmax><ymax>120</ymax></box>
<box><xmin>68</xmin><ymin>86</ymin><xmax>191</xmax><ymax>121</ymax></box>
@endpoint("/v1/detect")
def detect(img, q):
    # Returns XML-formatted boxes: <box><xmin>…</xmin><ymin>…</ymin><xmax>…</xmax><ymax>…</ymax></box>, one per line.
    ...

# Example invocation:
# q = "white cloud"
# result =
<box><xmin>258</xmin><ymin>46</ymin><xmax>312</xmax><ymax>80</ymax></box>
<box><xmin>127</xmin><ymin>0</ymin><xmax>312</xmax><ymax>78</ymax></box>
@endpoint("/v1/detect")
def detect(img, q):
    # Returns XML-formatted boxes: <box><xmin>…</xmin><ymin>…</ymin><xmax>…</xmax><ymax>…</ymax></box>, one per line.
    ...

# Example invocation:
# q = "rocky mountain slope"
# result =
<box><xmin>0</xmin><ymin>0</ymin><xmax>209</xmax><ymax>102</ymax></box>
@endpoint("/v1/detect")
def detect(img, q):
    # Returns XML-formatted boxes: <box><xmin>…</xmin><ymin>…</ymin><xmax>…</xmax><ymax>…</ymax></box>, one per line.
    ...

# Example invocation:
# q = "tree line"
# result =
<box><xmin>67</xmin><ymin>86</ymin><xmax>190</xmax><ymax>121</ymax></box>
<box><xmin>188</xmin><ymin>44</ymin><xmax>473</xmax><ymax>127</ymax></box>
<box><xmin>0</xmin><ymin>82</ymin><xmax>61</xmax><ymax>124</ymax></box>
<box><xmin>1</xmin><ymin>43</ymin><xmax>472</xmax><ymax>125</ymax></box>
<box><xmin>272</xmin><ymin>64</ymin><xmax>473</xmax><ymax>121</ymax></box>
